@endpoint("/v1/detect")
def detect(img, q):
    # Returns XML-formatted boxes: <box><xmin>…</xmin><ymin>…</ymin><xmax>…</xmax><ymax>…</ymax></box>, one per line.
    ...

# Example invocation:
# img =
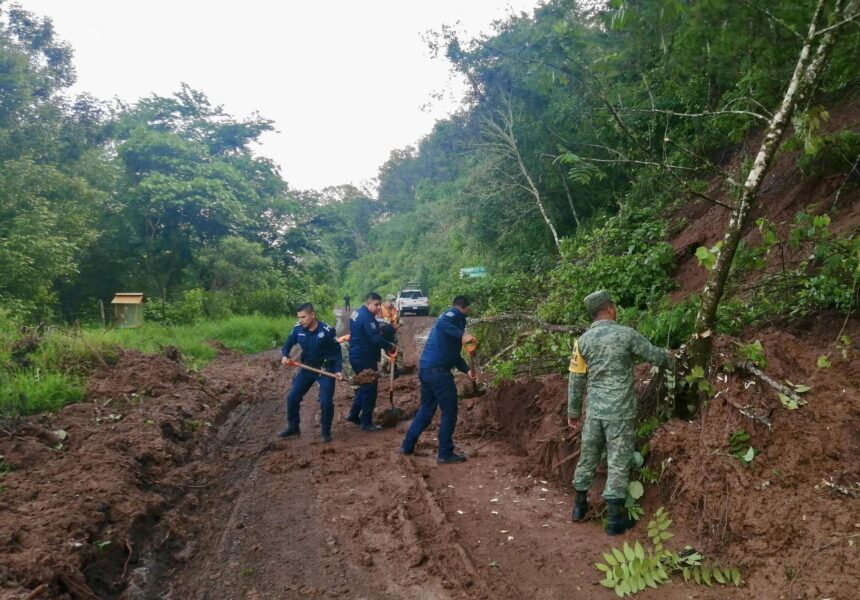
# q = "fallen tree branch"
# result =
<box><xmin>614</xmin><ymin>106</ymin><xmax>769</xmax><ymax>122</ymax></box>
<box><xmin>820</xmin><ymin>478</ymin><xmax>860</xmax><ymax>498</ymax></box>
<box><xmin>23</xmin><ymin>584</ymin><xmax>49</xmax><ymax>600</ymax></box>
<box><xmin>470</xmin><ymin>313</ymin><xmax>584</xmax><ymax>334</ymax></box>
<box><xmin>724</xmin><ymin>397</ymin><xmax>775</xmax><ymax>431</ymax></box>
<box><xmin>738</xmin><ymin>361</ymin><xmax>805</xmax><ymax>407</ymax></box>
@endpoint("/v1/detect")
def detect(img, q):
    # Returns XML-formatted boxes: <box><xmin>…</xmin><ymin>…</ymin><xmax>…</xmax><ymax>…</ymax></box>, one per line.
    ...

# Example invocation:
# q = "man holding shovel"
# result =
<box><xmin>346</xmin><ymin>292</ymin><xmax>397</xmax><ymax>432</ymax></box>
<box><xmin>279</xmin><ymin>303</ymin><xmax>343</xmax><ymax>442</ymax></box>
<box><xmin>400</xmin><ymin>296</ymin><xmax>476</xmax><ymax>464</ymax></box>
<box><xmin>567</xmin><ymin>290</ymin><xmax>670</xmax><ymax>535</ymax></box>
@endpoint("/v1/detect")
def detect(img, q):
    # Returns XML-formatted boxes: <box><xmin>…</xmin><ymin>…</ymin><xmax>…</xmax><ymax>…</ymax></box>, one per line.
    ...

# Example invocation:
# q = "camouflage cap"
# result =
<box><xmin>583</xmin><ymin>290</ymin><xmax>614</xmax><ymax>316</ymax></box>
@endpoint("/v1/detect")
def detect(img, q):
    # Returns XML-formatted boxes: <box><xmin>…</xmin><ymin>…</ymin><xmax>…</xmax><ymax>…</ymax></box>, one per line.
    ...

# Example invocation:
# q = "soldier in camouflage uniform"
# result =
<box><xmin>568</xmin><ymin>290</ymin><xmax>670</xmax><ymax>536</ymax></box>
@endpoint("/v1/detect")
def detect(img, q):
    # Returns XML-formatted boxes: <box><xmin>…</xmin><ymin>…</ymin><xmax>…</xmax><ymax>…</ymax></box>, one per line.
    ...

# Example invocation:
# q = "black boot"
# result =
<box><xmin>278</xmin><ymin>426</ymin><xmax>300</xmax><ymax>438</ymax></box>
<box><xmin>571</xmin><ymin>489</ymin><xmax>589</xmax><ymax>522</ymax></box>
<box><xmin>606</xmin><ymin>498</ymin><xmax>635</xmax><ymax>536</ymax></box>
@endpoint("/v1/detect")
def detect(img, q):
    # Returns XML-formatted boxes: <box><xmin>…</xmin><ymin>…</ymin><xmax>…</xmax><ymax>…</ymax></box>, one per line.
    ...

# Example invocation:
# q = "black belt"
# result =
<box><xmin>421</xmin><ymin>366</ymin><xmax>452</xmax><ymax>374</ymax></box>
<box><xmin>305</xmin><ymin>359</ymin><xmax>334</xmax><ymax>369</ymax></box>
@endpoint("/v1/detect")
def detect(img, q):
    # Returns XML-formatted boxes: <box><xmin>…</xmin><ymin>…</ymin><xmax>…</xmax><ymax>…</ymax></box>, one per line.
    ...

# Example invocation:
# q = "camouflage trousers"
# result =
<box><xmin>572</xmin><ymin>418</ymin><xmax>635</xmax><ymax>500</ymax></box>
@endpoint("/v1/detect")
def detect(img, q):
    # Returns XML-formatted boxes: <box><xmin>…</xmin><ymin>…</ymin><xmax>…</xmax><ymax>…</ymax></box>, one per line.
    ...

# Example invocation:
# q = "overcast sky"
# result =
<box><xmin>20</xmin><ymin>0</ymin><xmax>542</xmax><ymax>191</ymax></box>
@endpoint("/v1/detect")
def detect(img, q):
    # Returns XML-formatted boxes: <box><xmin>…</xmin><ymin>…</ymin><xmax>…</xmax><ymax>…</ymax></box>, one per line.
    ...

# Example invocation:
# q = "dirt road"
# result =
<box><xmin>5</xmin><ymin>314</ymin><xmax>854</xmax><ymax>599</ymax></box>
<box><xmin>156</xmin><ymin>316</ymin><xmax>724</xmax><ymax>600</ymax></box>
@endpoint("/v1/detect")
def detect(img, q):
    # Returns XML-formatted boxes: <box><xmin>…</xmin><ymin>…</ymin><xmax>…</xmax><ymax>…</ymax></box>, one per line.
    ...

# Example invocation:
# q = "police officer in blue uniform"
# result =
<box><xmin>346</xmin><ymin>292</ymin><xmax>397</xmax><ymax>431</ymax></box>
<box><xmin>280</xmin><ymin>303</ymin><xmax>343</xmax><ymax>442</ymax></box>
<box><xmin>400</xmin><ymin>296</ymin><xmax>476</xmax><ymax>463</ymax></box>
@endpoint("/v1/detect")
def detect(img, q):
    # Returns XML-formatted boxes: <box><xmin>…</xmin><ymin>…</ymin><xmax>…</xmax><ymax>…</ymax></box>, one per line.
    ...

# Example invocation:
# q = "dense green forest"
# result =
<box><xmin>2</xmin><ymin>0</ymin><xmax>858</xmax><ymax>346</ymax></box>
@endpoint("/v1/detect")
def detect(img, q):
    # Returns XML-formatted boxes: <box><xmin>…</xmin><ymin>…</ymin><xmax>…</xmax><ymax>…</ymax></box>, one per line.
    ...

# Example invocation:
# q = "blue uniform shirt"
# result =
<box><xmin>281</xmin><ymin>320</ymin><xmax>342</xmax><ymax>372</ymax></box>
<box><xmin>419</xmin><ymin>307</ymin><xmax>469</xmax><ymax>373</ymax></box>
<box><xmin>349</xmin><ymin>305</ymin><xmax>394</xmax><ymax>365</ymax></box>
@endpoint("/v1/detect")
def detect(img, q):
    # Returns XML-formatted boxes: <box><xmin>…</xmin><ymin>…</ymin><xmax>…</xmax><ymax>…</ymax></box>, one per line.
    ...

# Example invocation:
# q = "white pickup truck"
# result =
<box><xmin>396</xmin><ymin>284</ymin><xmax>430</xmax><ymax>316</ymax></box>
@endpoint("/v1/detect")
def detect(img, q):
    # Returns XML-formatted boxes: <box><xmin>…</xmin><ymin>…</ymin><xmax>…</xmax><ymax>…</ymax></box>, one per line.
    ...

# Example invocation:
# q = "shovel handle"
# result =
<box><xmin>464</xmin><ymin>341</ymin><xmax>479</xmax><ymax>393</ymax></box>
<box><xmin>284</xmin><ymin>359</ymin><xmax>341</xmax><ymax>380</ymax></box>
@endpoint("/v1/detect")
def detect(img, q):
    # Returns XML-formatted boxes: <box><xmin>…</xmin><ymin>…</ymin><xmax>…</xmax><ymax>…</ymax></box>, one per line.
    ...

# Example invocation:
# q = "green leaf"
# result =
<box><xmin>623</xmin><ymin>542</ymin><xmax>635</xmax><ymax>561</ymax></box>
<box><xmin>659</xmin><ymin>531</ymin><xmax>674</xmax><ymax>540</ymax></box>
<box><xmin>695</xmin><ymin>246</ymin><xmax>716</xmax><ymax>270</ymax></box>
<box><xmin>816</xmin><ymin>355</ymin><xmax>831</xmax><ymax>368</ymax></box>
<box><xmin>702</xmin><ymin>568</ymin><xmax>712</xmax><ymax>586</ymax></box>
<box><xmin>604</xmin><ymin>552</ymin><xmax>618</xmax><ymax>566</ymax></box>
<box><xmin>731</xmin><ymin>567</ymin><xmax>741</xmax><ymax>586</ymax></box>
<box><xmin>742</xmin><ymin>447</ymin><xmax>756</xmax><ymax>463</ymax></box>
<box><xmin>600</xmin><ymin>577</ymin><xmax>615</xmax><ymax>588</ymax></box>
<box><xmin>778</xmin><ymin>393</ymin><xmax>800</xmax><ymax>410</ymax></box>
<box><xmin>596</xmin><ymin>563</ymin><xmax>610</xmax><ymax>572</ymax></box>
<box><xmin>634</xmin><ymin>541</ymin><xmax>645</xmax><ymax>561</ymax></box>
<box><xmin>613</xmin><ymin>548</ymin><xmax>625</xmax><ymax>564</ymax></box>
<box><xmin>713</xmin><ymin>568</ymin><xmax>726</xmax><ymax>584</ymax></box>
<box><xmin>792</xmin><ymin>384</ymin><xmax>811</xmax><ymax>393</ymax></box>
<box><xmin>628</xmin><ymin>481</ymin><xmax>644</xmax><ymax>500</ymax></box>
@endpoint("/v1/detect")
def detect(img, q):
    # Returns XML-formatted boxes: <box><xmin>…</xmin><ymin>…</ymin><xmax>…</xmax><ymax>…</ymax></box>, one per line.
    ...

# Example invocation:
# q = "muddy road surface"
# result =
<box><xmin>155</xmin><ymin>316</ymin><xmax>723</xmax><ymax>600</ymax></box>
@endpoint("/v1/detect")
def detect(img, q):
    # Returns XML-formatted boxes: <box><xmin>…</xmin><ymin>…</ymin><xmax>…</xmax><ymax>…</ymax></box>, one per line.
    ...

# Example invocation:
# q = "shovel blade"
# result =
<box><xmin>380</xmin><ymin>407</ymin><xmax>404</xmax><ymax>428</ymax></box>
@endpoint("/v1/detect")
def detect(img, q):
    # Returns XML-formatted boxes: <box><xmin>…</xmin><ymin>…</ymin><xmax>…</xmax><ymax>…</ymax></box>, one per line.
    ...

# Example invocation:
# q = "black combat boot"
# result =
<box><xmin>437</xmin><ymin>453</ymin><xmax>467</xmax><ymax>464</ymax></box>
<box><xmin>571</xmin><ymin>489</ymin><xmax>589</xmax><ymax>522</ymax></box>
<box><xmin>605</xmin><ymin>498</ymin><xmax>635</xmax><ymax>536</ymax></box>
<box><xmin>277</xmin><ymin>426</ymin><xmax>300</xmax><ymax>438</ymax></box>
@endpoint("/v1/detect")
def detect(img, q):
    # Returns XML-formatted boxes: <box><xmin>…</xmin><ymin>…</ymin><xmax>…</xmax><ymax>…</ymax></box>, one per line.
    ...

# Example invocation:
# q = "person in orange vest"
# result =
<box><xmin>378</xmin><ymin>294</ymin><xmax>403</xmax><ymax>375</ymax></box>
<box><xmin>379</xmin><ymin>294</ymin><xmax>401</xmax><ymax>326</ymax></box>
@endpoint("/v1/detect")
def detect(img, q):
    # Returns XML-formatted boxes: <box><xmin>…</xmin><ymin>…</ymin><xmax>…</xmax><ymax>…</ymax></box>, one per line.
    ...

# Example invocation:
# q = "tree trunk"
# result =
<box><xmin>553</xmin><ymin>161</ymin><xmax>582</xmax><ymax>228</ymax></box>
<box><xmin>517</xmin><ymin>148</ymin><xmax>563</xmax><ymax>253</ymax></box>
<box><xmin>483</xmin><ymin>94</ymin><xmax>563</xmax><ymax>255</ymax></box>
<box><xmin>689</xmin><ymin>0</ymin><xmax>857</xmax><ymax>377</ymax></box>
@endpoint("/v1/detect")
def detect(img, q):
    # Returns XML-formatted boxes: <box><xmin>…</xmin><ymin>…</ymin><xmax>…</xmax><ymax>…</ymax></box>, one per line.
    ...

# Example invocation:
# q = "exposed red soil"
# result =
<box><xmin>650</xmin><ymin>312</ymin><xmax>860</xmax><ymax>600</ymax></box>
<box><xmin>669</xmin><ymin>99</ymin><xmax>860</xmax><ymax>300</ymax></box>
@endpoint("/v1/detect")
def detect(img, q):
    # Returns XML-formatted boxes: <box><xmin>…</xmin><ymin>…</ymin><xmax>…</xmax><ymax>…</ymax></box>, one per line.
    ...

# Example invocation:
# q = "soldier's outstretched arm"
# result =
<box><xmin>629</xmin><ymin>330</ymin><xmax>670</xmax><ymax>368</ymax></box>
<box><xmin>568</xmin><ymin>373</ymin><xmax>587</xmax><ymax>419</ymax></box>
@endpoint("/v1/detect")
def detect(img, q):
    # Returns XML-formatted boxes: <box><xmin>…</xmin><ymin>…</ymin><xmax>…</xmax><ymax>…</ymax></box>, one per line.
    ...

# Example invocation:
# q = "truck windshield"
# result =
<box><xmin>400</xmin><ymin>291</ymin><xmax>423</xmax><ymax>299</ymax></box>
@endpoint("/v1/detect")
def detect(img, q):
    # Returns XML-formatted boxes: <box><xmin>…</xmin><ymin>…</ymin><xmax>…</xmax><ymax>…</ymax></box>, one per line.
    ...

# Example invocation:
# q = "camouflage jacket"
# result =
<box><xmin>568</xmin><ymin>320</ymin><xmax>670</xmax><ymax>420</ymax></box>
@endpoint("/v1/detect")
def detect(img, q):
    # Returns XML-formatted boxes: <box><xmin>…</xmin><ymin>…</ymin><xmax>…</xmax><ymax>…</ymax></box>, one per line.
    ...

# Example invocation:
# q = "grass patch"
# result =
<box><xmin>86</xmin><ymin>314</ymin><xmax>293</xmax><ymax>368</ymax></box>
<box><xmin>0</xmin><ymin>314</ymin><xmax>296</xmax><ymax>417</ymax></box>
<box><xmin>0</xmin><ymin>370</ymin><xmax>86</xmax><ymax>416</ymax></box>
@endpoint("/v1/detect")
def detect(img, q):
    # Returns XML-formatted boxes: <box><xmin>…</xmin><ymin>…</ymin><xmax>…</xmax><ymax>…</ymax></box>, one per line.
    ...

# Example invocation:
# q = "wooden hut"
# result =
<box><xmin>111</xmin><ymin>293</ymin><xmax>144</xmax><ymax>328</ymax></box>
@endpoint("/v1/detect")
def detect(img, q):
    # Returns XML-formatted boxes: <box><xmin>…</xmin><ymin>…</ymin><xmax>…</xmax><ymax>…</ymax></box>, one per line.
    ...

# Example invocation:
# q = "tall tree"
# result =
<box><xmin>689</xmin><ymin>0</ymin><xmax>860</xmax><ymax>372</ymax></box>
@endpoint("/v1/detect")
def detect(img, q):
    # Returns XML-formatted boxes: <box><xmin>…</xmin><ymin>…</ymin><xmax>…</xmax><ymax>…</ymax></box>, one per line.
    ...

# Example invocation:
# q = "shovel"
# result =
<box><xmin>283</xmin><ymin>358</ymin><xmax>346</xmax><ymax>382</ymax></box>
<box><xmin>379</xmin><ymin>350</ymin><xmax>404</xmax><ymax>428</ymax></box>
<box><xmin>462</xmin><ymin>339</ymin><xmax>486</xmax><ymax>398</ymax></box>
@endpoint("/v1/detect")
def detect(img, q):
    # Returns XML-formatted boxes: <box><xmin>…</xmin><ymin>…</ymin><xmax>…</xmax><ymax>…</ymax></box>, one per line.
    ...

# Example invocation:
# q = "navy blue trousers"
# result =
<box><xmin>401</xmin><ymin>367</ymin><xmax>458</xmax><ymax>459</ymax></box>
<box><xmin>286</xmin><ymin>368</ymin><xmax>335</xmax><ymax>435</ymax></box>
<box><xmin>347</xmin><ymin>359</ymin><xmax>377</xmax><ymax>428</ymax></box>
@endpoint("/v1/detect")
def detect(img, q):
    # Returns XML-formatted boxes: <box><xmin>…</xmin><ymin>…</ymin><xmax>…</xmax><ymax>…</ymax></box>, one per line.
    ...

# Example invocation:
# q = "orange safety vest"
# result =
<box><xmin>379</xmin><ymin>304</ymin><xmax>400</xmax><ymax>325</ymax></box>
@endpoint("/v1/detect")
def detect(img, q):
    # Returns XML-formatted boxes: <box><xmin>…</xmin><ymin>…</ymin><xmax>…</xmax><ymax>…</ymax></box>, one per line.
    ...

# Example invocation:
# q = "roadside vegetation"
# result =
<box><xmin>0</xmin><ymin>314</ymin><xmax>297</xmax><ymax>417</ymax></box>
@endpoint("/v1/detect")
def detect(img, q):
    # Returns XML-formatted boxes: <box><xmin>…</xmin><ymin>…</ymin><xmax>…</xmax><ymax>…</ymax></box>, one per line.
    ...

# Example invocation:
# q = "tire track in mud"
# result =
<box><xmin>160</xmin><ymin>357</ymin><xmax>387</xmax><ymax>600</ymax></box>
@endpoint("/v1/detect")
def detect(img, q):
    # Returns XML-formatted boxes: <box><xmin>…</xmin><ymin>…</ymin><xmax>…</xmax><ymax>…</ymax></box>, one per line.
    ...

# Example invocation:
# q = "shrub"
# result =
<box><xmin>541</xmin><ymin>206</ymin><xmax>677</xmax><ymax>324</ymax></box>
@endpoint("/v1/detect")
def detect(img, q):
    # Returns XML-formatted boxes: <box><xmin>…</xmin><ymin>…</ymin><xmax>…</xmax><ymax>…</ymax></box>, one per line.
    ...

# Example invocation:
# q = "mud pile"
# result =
<box><xmin>459</xmin><ymin>375</ymin><xmax>579</xmax><ymax>483</ymax></box>
<box><xmin>650</xmin><ymin>312</ymin><xmax>859</xmax><ymax>600</ymax></box>
<box><xmin>0</xmin><ymin>350</ymin><xmax>260</xmax><ymax>600</ymax></box>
